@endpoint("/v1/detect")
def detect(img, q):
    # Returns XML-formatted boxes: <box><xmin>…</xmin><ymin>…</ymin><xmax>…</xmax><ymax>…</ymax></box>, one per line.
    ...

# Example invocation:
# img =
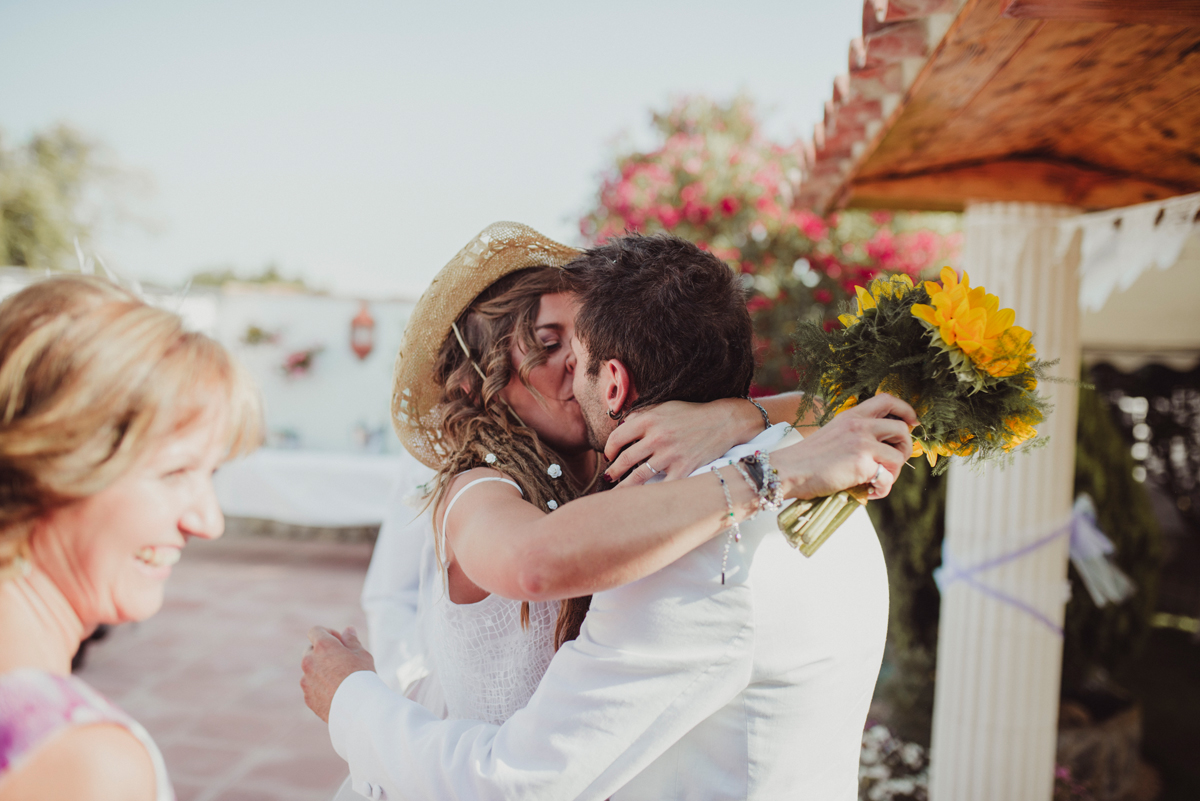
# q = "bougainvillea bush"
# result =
<box><xmin>579</xmin><ymin>95</ymin><xmax>960</xmax><ymax>393</ymax></box>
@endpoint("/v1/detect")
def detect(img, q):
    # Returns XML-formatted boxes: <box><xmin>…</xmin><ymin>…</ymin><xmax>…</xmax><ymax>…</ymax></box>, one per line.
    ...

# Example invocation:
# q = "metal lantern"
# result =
<box><xmin>350</xmin><ymin>301</ymin><xmax>375</xmax><ymax>360</ymax></box>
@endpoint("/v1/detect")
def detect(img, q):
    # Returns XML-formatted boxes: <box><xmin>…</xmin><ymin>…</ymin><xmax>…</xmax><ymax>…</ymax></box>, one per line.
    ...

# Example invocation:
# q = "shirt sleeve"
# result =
<box><xmin>329</xmin><ymin>537</ymin><xmax>757</xmax><ymax>801</ymax></box>
<box><xmin>361</xmin><ymin>489</ymin><xmax>431</xmax><ymax>692</ymax></box>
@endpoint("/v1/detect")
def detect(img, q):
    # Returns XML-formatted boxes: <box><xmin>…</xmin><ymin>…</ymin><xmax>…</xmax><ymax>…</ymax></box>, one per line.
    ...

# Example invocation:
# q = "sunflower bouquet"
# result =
<box><xmin>779</xmin><ymin>267</ymin><xmax>1052</xmax><ymax>556</ymax></box>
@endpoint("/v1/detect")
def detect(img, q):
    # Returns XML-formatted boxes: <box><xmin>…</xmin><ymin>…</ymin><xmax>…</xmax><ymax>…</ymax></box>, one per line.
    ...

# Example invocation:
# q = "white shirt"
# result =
<box><xmin>359</xmin><ymin>464</ymin><xmax>446</xmax><ymax>711</ymax></box>
<box><xmin>330</xmin><ymin>424</ymin><xmax>889</xmax><ymax>800</ymax></box>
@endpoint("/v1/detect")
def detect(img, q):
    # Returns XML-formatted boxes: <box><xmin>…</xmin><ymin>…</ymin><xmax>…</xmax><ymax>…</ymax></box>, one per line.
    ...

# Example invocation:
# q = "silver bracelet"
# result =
<box><xmin>732</xmin><ymin>460</ymin><xmax>760</xmax><ymax>500</ymax></box>
<box><xmin>746</xmin><ymin>396</ymin><xmax>771</xmax><ymax>429</ymax></box>
<box><xmin>715</xmin><ymin>470</ymin><xmax>741</xmax><ymax>585</ymax></box>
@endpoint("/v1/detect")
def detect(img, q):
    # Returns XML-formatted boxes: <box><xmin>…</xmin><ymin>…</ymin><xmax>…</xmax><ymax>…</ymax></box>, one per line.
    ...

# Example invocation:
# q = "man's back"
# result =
<box><xmin>570</xmin><ymin>426</ymin><xmax>889</xmax><ymax>799</ymax></box>
<box><xmin>611</xmin><ymin>498</ymin><xmax>888</xmax><ymax>799</ymax></box>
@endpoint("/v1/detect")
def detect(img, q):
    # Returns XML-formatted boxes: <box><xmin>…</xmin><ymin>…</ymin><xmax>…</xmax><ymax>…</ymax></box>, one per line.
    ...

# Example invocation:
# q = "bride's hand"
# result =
<box><xmin>605</xmin><ymin>398</ymin><xmax>766</xmax><ymax>487</ymax></box>
<box><xmin>773</xmin><ymin>394</ymin><xmax>917</xmax><ymax>501</ymax></box>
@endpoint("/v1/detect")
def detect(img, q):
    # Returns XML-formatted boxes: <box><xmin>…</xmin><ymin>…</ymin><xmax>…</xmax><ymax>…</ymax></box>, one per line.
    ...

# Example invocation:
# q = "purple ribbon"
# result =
<box><xmin>934</xmin><ymin>523</ymin><xmax>1071</xmax><ymax>638</ymax></box>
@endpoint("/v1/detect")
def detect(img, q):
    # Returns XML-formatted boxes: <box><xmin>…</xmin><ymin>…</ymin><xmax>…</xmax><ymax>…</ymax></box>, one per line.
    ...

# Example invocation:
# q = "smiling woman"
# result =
<box><xmin>0</xmin><ymin>275</ymin><xmax>262</xmax><ymax>801</ymax></box>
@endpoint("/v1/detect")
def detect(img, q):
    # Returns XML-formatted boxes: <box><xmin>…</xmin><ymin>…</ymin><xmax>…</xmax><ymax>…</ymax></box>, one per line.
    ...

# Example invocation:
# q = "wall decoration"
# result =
<box><xmin>282</xmin><ymin>345</ymin><xmax>323</xmax><ymax>377</ymax></box>
<box><xmin>241</xmin><ymin>324</ymin><xmax>281</xmax><ymax>346</ymax></box>
<box><xmin>350</xmin><ymin>301</ymin><xmax>376</xmax><ymax>360</ymax></box>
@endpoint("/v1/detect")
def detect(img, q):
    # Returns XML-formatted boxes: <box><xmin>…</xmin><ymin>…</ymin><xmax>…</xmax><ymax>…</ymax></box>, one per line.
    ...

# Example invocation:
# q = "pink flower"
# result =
<box><xmin>813</xmin><ymin>288</ymin><xmax>833</xmax><ymax>304</ymax></box>
<box><xmin>656</xmin><ymin>205</ymin><xmax>682</xmax><ymax>229</ymax></box>
<box><xmin>746</xmin><ymin>295</ymin><xmax>773</xmax><ymax>315</ymax></box>
<box><xmin>688</xmin><ymin>204</ymin><xmax>713</xmax><ymax>224</ymax></box>
<box><xmin>791</xmin><ymin>210</ymin><xmax>828</xmax><ymax>241</ymax></box>
<box><xmin>719</xmin><ymin>196</ymin><xmax>741</xmax><ymax>216</ymax></box>
<box><xmin>756</xmin><ymin>196</ymin><xmax>781</xmax><ymax>219</ymax></box>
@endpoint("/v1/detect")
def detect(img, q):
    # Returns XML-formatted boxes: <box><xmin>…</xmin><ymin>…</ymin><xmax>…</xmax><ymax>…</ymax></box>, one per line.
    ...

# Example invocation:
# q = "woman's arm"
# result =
<box><xmin>603</xmin><ymin>392</ymin><xmax>808</xmax><ymax>484</ymax></box>
<box><xmin>445</xmin><ymin>394</ymin><xmax>915</xmax><ymax>602</ymax></box>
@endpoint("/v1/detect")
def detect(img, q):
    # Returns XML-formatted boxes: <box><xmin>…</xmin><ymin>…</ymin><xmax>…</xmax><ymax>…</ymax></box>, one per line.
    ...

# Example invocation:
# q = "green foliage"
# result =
<box><xmin>579</xmin><ymin>95</ymin><xmax>960</xmax><ymax>392</ymax></box>
<box><xmin>870</xmin><ymin>374</ymin><xmax>1162</xmax><ymax>743</ymax></box>
<box><xmin>793</xmin><ymin>277</ymin><xmax>1050</xmax><ymax>475</ymax></box>
<box><xmin>868</xmin><ymin>459</ymin><xmax>946</xmax><ymax>745</ymax></box>
<box><xmin>0</xmin><ymin>125</ymin><xmax>100</xmax><ymax>269</ymax></box>
<box><xmin>191</xmin><ymin>261</ymin><xmax>311</xmax><ymax>291</ymax></box>
<box><xmin>1063</xmin><ymin>383</ymin><xmax>1162</xmax><ymax>690</ymax></box>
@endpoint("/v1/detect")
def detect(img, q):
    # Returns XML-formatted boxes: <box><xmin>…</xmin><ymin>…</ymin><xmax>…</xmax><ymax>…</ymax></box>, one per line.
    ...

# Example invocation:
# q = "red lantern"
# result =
<box><xmin>350</xmin><ymin>301</ymin><xmax>375</xmax><ymax>360</ymax></box>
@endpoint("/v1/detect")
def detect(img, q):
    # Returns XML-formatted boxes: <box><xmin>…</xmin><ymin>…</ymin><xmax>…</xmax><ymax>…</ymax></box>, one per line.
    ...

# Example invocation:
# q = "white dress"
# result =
<box><xmin>428</xmin><ymin>477</ymin><xmax>559</xmax><ymax>725</ymax></box>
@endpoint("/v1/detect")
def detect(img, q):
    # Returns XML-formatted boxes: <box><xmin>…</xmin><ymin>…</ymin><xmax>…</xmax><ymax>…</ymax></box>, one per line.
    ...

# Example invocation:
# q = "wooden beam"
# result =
<box><xmin>855</xmin><ymin>11</ymin><xmax>1200</xmax><ymax>196</ymax></box>
<box><xmin>1001</xmin><ymin>0</ymin><xmax>1200</xmax><ymax>26</ymax></box>
<box><xmin>842</xmin><ymin>157</ymin><xmax>1192</xmax><ymax>211</ymax></box>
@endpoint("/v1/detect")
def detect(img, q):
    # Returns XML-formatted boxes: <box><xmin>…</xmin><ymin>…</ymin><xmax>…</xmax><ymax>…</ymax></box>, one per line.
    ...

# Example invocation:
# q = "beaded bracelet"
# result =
<box><xmin>738</xmin><ymin>450</ymin><xmax>785</xmax><ymax>512</ymax></box>
<box><xmin>715</xmin><ymin>469</ymin><xmax>741</xmax><ymax>585</ymax></box>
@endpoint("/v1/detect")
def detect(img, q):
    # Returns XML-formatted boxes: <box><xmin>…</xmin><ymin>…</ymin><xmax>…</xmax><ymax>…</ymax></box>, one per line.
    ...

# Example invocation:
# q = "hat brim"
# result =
<box><xmin>391</xmin><ymin>222</ymin><xmax>581</xmax><ymax>467</ymax></box>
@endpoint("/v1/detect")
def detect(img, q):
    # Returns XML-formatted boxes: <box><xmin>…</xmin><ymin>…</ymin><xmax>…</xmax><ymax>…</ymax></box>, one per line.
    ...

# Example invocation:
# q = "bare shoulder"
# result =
<box><xmin>0</xmin><ymin>723</ymin><xmax>155</xmax><ymax>801</ymax></box>
<box><xmin>440</xmin><ymin>467</ymin><xmax>523</xmax><ymax>511</ymax></box>
<box><xmin>444</xmin><ymin>466</ymin><xmax>519</xmax><ymax>494</ymax></box>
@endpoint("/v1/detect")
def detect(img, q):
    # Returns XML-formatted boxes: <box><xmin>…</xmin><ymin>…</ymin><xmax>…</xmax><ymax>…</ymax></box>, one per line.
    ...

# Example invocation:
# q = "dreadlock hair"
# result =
<box><xmin>429</xmin><ymin>266</ymin><xmax>592</xmax><ymax>649</ymax></box>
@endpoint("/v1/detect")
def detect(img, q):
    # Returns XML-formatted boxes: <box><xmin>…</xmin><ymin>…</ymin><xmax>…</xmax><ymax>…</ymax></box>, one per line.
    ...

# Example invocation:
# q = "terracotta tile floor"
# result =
<box><xmin>78</xmin><ymin>537</ymin><xmax>371</xmax><ymax>801</ymax></box>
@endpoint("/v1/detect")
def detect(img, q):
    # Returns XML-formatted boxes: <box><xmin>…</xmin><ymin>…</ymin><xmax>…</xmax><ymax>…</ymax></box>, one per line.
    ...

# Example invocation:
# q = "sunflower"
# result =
<box><xmin>838</xmin><ymin>273</ymin><xmax>916</xmax><ymax>328</ymax></box>
<box><xmin>911</xmin><ymin>267</ymin><xmax>1035</xmax><ymax>383</ymax></box>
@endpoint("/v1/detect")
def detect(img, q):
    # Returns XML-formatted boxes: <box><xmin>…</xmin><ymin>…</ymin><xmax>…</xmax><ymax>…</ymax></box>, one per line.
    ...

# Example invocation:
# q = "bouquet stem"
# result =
<box><xmin>777</xmin><ymin>484</ymin><xmax>871</xmax><ymax>557</ymax></box>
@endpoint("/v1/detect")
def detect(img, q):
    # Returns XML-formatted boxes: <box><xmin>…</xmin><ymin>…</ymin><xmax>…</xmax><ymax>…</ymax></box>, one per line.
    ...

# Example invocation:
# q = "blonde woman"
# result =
<box><xmin>0</xmin><ymin>275</ymin><xmax>261</xmax><ymax>801</ymax></box>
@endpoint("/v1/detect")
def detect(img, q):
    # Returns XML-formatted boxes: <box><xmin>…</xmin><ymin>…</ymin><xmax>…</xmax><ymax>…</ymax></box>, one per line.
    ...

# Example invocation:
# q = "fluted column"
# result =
<box><xmin>929</xmin><ymin>203</ymin><xmax>1082</xmax><ymax>801</ymax></box>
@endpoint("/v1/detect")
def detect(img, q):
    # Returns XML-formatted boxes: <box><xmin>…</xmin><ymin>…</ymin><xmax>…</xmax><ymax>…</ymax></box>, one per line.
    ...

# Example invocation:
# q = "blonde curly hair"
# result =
<box><xmin>0</xmin><ymin>275</ymin><xmax>262</xmax><ymax>578</ymax></box>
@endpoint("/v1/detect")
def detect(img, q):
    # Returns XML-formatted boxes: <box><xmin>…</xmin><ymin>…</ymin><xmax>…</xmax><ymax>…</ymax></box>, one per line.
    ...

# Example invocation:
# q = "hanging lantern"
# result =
<box><xmin>350</xmin><ymin>301</ymin><xmax>375</xmax><ymax>360</ymax></box>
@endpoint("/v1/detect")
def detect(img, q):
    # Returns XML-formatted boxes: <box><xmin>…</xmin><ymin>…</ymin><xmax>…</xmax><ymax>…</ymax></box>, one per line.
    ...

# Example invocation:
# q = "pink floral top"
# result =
<box><xmin>0</xmin><ymin>669</ymin><xmax>173</xmax><ymax>800</ymax></box>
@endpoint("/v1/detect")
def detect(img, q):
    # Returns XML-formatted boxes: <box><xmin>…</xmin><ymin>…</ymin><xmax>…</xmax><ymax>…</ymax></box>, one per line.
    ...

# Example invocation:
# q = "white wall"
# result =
<box><xmin>213</xmin><ymin>288</ymin><xmax>413</xmax><ymax>453</ymax></box>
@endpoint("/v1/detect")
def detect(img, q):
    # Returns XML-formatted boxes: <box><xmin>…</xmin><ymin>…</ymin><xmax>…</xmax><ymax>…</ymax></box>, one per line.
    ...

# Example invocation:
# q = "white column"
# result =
<box><xmin>929</xmin><ymin>202</ymin><xmax>1082</xmax><ymax>801</ymax></box>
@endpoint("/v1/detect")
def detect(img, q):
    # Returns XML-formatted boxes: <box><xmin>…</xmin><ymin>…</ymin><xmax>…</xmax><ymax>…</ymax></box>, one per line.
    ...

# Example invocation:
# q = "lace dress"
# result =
<box><xmin>0</xmin><ymin>668</ymin><xmax>174</xmax><ymax>800</ymax></box>
<box><xmin>428</xmin><ymin>477</ymin><xmax>559</xmax><ymax>725</ymax></box>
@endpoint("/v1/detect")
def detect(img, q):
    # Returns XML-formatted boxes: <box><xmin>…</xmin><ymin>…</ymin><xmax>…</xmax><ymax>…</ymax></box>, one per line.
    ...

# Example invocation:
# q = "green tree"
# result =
<box><xmin>0</xmin><ymin>125</ymin><xmax>105</xmax><ymax>270</ymax></box>
<box><xmin>579</xmin><ymin>95</ymin><xmax>960</xmax><ymax>392</ymax></box>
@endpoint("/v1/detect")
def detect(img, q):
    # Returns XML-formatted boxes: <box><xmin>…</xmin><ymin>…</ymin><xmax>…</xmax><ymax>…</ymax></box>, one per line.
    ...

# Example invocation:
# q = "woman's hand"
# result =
<box><xmin>605</xmin><ymin>398</ymin><xmax>769</xmax><ymax>486</ymax></box>
<box><xmin>772</xmin><ymin>394</ymin><xmax>917</xmax><ymax>501</ymax></box>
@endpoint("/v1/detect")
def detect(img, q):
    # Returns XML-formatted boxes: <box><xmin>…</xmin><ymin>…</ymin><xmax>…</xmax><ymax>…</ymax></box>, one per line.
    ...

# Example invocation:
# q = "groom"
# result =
<box><xmin>304</xmin><ymin>234</ymin><xmax>915</xmax><ymax>800</ymax></box>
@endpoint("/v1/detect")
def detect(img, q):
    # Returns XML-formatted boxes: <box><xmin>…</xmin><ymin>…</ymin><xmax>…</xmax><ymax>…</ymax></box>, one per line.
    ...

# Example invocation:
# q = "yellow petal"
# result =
<box><xmin>855</xmin><ymin>285</ymin><xmax>877</xmax><ymax>311</ymax></box>
<box><xmin>838</xmin><ymin>313</ymin><xmax>860</xmax><ymax>328</ymax></box>
<box><xmin>911</xmin><ymin>304</ymin><xmax>937</xmax><ymax>326</ymax></box>
<box><xmin>939</xmin><ymin>266</ymin><xmax>958</xmax><ymax>290</ymax></box>
<box><xmin>984</xmin><ymin>307</ymin><xmax>1016</xmax><ymax>338</ymax></box>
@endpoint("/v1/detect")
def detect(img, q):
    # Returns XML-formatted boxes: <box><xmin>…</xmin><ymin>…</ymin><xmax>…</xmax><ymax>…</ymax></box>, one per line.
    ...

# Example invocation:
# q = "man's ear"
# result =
<box><xmin>603</xmin><ymin>359</ymin><xmax>637</xmax><ymax>416</ymax></box>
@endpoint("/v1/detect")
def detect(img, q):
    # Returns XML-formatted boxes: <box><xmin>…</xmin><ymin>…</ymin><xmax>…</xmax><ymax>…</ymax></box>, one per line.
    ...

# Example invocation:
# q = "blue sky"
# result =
<box><xmin>1</xmin><ymin>0</ymin><xmax>863</xmax><ymax>298</ymax></box>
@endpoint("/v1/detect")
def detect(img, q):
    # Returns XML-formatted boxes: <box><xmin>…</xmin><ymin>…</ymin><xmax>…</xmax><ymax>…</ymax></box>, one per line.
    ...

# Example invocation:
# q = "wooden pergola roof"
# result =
<box><xmin>799</xmin><ymin>0</ymin><xmax>1200</xmax><ymax>213</ymax></box>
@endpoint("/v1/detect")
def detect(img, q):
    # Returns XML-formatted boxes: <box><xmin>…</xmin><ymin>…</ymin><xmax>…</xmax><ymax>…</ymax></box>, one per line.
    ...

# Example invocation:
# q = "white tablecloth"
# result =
<box><xmin>214</xmin><ymin>449</ymin><xmax>428</xmax><ymax>527</ymax></box>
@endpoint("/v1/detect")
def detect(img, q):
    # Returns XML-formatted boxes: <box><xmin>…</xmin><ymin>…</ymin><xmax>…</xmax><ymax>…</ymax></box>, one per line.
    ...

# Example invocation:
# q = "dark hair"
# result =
<box><xmin>567</xmin><ymin>234</ymin><xmax>754</xmax><ymax>409</ymax></box>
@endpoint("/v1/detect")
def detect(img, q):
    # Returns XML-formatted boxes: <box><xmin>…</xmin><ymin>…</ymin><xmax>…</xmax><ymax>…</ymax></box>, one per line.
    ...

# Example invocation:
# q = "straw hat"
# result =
<box><xmin>391</xmin><ymin>221</ymin><xmax>581</xmax><ymax>467</ymax></box>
